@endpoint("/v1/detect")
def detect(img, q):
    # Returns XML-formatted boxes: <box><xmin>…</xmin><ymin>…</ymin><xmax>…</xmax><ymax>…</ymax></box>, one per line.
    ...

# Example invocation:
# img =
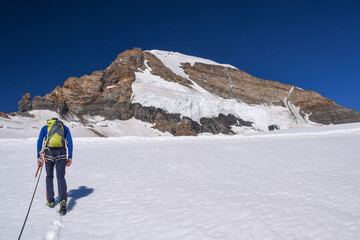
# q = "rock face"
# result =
<box><xmin>182</xmin><ymin>62</ymin><xmax>291</xmax><ymax>105</ymax></box>
<box><xmin>18</xmin><ymin>93</ymin><xmax>32</xmax><ymax>112</ymax></box>
<box><xmin>61</xmin><ymin>48</ymin><xmax>144</xmax><ymax>119</ymax></box>
<box><xmin>18</xmin><ymin>47</ymin><xmax>360</xmax><ymax>135</ymax></box>
<box><xmin>182</xmin><ymin>62</ymin><xmax>360</xmax><ymax>124</ymax></box>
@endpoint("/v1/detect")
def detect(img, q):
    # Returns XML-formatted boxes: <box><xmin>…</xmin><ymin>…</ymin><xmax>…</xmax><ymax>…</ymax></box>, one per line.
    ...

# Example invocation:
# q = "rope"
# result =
<box><xmin>18</xmin><ymin>163</ymin><xmax>44</xmax><ymax>240</ymax></box>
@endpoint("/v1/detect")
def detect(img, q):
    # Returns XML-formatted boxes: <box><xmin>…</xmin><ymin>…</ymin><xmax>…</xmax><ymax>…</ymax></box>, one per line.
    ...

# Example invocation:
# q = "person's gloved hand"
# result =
<box><xmin>66</xmin><ymin>158</ymin><xmax>72</xmax><ymax>167</ymax></box>
<box><xmin>37</xmin><ymin>158</ymin><xmax>43</xmax><ymax>167</ymax></box>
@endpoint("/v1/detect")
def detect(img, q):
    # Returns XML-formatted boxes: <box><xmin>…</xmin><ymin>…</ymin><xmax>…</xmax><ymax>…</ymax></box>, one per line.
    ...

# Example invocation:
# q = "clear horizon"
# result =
<box><xmin>1</xmin><ymin>0</ymin><xmax>359</xmax><ymax>113</ymax></box>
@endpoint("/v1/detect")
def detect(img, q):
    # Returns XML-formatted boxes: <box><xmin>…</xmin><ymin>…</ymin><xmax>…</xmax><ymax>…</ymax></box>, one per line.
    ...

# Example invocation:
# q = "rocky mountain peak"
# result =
<box><xmin>17</xmin><ymin>48</ymin><xmax>360</xmax><ymax>136</ymax></box>
<box><xmin>109</xmin><ymin>47</ymin><xmax>145</xmax><ymax>71</ymax></box>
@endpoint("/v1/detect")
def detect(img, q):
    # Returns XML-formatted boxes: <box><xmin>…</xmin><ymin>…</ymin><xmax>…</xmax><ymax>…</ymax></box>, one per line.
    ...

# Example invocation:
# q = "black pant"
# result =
<box><xmin>45</xmin><ymin>159</ymin><xmax>67</xmax><ymax>203</ymax></box>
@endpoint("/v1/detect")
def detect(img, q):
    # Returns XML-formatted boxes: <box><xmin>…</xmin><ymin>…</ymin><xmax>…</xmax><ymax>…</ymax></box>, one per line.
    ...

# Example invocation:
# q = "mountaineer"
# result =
<box><xmin>37</xmin><ymin>117</ymin><xmax>73</xmax><ymax>215</ymax></box>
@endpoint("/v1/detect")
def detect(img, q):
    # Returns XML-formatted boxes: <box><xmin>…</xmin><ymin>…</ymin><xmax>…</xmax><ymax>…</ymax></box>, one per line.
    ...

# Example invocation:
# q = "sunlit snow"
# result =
<box><xmin>1</xmin><ymin>120</ymin><xmax>360</xmax><ymax>239</ymax></box>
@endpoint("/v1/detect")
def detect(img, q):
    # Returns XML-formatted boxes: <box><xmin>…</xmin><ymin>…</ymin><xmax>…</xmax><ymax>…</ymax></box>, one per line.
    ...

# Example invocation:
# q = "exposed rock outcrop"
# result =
<box><xmin>18</xmin><ymin>93</ymin><xmax>32</xmax><ymax>112</ymax></box>
<box><xmin>287</xmin><ymin>88</ymin><xmax>360</xmax><ymax>124</ymax></box>
<box><xmin>131</xmin><ymin>104</ymin><xmax>251</xmax><ymax>135</ymax></box>
<box><xmin>0</xmin><ymin>112</ymin><xmax>9</xmax><ymax>119</ymax></box>
<box><xmin>33</xmin><ymin>86</ymin><xmax>68</xmax><ymax>114</ymax></box>
<box><xmin>199</xmin><ymin>114</ymin><xmax>252</xmax><ymax>134</ymax></box>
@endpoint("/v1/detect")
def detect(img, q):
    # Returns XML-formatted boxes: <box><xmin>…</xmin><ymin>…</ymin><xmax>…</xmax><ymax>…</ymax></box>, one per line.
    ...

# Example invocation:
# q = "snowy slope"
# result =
<box><xmin>0</xmin><ymin>110</ymin><xmax>169</xmax><ymax>138</ymax></box>
<box><xmin>132</xmin><ymin>50</ymin><xmax>316</xmax><ymax>131</ymax></box>
<box><xmin>1</xmin><ymin>123</ymin><xmax>360</xmax><ymax>239</ymax></box>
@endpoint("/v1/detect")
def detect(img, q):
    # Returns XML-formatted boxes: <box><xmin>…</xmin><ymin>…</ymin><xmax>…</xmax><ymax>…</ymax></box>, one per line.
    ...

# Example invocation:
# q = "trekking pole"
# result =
<box><xmin>18</xmin><ymin>154</ymin><xmax>44</xmax><ymax>240</ymax></box>
<box><xmin>35</xmin><ymin>165</ymin><xmax>41</xmax><ymax>177</ymax></box>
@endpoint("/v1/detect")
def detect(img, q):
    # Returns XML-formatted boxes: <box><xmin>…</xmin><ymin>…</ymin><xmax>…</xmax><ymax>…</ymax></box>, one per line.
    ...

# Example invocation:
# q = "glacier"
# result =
<box><xmin>1</xmin><ymin>121</ymin><xmax>360</xmax><ymax>239</ymax></box>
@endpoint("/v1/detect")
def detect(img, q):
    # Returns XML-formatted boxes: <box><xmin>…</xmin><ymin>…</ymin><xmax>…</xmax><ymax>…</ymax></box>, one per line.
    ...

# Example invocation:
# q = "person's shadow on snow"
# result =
<box><xmin>66</xmin><ymin>186</ymin><xmax>94</xmax><ymax>212</ymax></box>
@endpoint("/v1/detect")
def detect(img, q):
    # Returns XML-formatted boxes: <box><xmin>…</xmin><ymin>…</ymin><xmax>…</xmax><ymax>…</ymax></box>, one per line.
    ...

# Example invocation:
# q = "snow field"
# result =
<box><xmin>1</xmin><ymin>124</ymin><xmax>360</xmax><ymax>239</ymax></box>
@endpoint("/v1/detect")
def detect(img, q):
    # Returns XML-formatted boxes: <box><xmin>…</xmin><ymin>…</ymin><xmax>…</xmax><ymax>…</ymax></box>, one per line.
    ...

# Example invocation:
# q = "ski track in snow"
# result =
<box><xmin>1</xmin><ymin>124</ymin><xmax>360</xmax><ymax>239</ymax></box>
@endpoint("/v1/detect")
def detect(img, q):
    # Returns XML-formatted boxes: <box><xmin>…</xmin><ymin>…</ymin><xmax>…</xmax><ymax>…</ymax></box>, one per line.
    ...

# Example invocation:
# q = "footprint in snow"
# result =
<box><xmin>45</xmin><ymin>220</ymin><xmax>63</xmax><ymax>240</ymax></box>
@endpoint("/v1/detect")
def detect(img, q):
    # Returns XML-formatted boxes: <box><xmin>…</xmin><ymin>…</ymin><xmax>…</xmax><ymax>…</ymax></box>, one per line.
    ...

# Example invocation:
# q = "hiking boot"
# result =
<box><xmin>59</xmin><ymin>199</ymin><xmax>67</xmax><ymax>215</ymax></box>
<box><xmin>46</xmin><ymin>201</ymin><xmax>55</xmax><ymax>208</ymax></box>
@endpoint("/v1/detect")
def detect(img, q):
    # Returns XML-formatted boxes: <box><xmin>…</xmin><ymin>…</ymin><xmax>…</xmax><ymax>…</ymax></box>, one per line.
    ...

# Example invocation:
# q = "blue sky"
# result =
<box><xmin>1</xmin><ymin>0</ymin><xmax>359</xmax><ymax>113</ymax></box>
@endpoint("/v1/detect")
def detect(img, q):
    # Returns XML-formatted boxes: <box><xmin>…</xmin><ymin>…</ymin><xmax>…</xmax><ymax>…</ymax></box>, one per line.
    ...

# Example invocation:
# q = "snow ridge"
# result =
<box><xmin>147</xmin><ymin>50</ymin><xmax>237</xmax><ymax>76</ymax></box>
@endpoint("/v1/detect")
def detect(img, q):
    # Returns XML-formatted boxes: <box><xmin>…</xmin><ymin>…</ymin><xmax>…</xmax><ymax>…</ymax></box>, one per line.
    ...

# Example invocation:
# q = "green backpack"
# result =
<box><xmin>45</xmin><ymin>118</ymin><xmax>65</xmax><ymax>148</ymax></box>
